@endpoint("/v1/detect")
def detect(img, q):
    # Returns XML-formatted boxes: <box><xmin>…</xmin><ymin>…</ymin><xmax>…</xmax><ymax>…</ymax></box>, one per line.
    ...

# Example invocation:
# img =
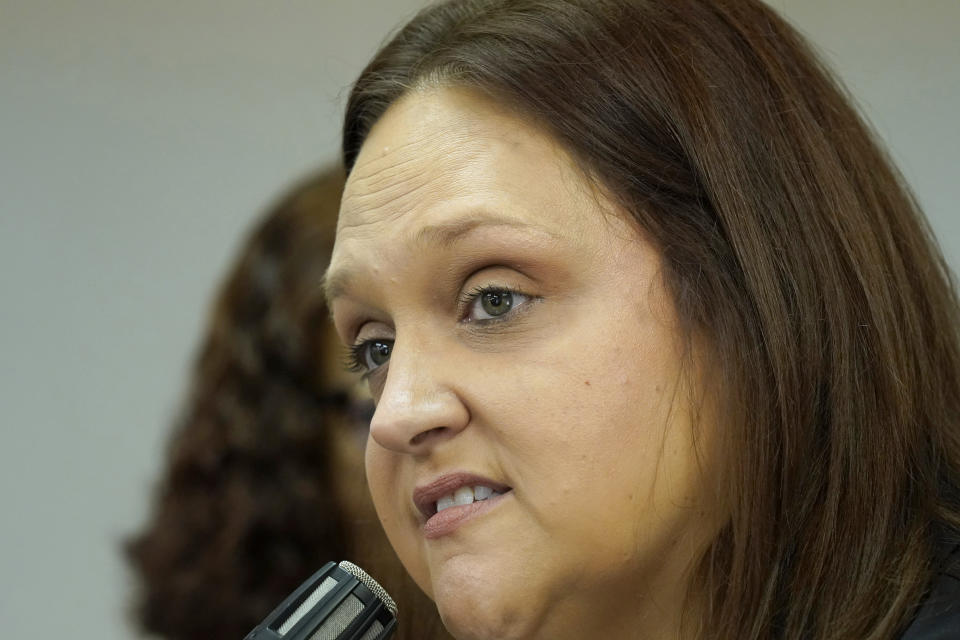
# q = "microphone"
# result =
<box><xmin>244</xmin><ymin>561</ymin><xmax>398</xmax><ymax>640</ymax></box>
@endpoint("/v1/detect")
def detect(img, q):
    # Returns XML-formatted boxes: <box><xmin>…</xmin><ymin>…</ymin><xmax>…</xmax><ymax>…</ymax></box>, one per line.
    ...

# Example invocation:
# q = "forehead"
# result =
<box><xmin>339</xmin><ymin>87</ymin><xmax>602</xmax><ymax>235</ymax></box>
<box><xmin>327</xmin><ymin>87</ymin><xmax>628</xmax><ymax>304</ymax></box>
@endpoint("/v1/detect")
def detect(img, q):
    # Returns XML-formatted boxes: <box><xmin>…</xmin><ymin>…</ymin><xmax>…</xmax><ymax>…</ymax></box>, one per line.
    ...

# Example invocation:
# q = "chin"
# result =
<box><xmin>430</xmin><ymin>558</ymin><xmax>536</xmax><ymax>640</ymax></box>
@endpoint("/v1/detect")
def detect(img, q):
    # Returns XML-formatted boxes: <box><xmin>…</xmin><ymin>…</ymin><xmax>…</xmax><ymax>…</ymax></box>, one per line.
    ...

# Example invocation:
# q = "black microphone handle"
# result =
<box><xmin>244</xmin><ymin>561</ymin><xmax>398</xmax><ymax>640</ymax></box>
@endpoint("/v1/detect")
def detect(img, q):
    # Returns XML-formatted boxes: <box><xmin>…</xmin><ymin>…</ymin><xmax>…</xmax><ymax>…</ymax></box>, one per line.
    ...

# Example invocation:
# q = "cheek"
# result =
<box><xmin>328</xmin><ymin>419</ymin><xmax>375</xmax><ymax>519</ymax></box>
<box><xmin>505</xmin><ymin>315</ymin><xmax>680</xmax><ymax>449</ymax></box>
<box><xmin>495</xmin><ymin>312</ymin><xmax>690</xmax><ymax>522</ymax></box>
<box><xmin>364</xmin><ymin>441</ymin><xmax>402</xmax><ymax>531</ymax></box>
<box><xmin>364</xmin><ymin>440</ymin><xmax>433</xmax><ymax>595</ymax></box>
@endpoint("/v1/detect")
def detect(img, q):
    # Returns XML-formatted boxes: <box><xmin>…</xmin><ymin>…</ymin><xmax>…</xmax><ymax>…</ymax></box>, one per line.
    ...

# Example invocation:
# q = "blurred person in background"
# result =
<box><xmin>124</xmin><ymin>166</ymin><xmax>451</xmax><ymax>640</ymax></box>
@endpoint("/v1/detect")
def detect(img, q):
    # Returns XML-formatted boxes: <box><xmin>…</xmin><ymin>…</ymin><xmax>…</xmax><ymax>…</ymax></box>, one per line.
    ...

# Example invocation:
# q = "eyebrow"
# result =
<box><xmin>322</xmin><ymin>213</ymin><xmax>558</xmax><ymax>307</ymax></box>
<box><xmin>414</xmin><ymin>214</ymin><xmax>553</xmax><ymax>249</ymax></box>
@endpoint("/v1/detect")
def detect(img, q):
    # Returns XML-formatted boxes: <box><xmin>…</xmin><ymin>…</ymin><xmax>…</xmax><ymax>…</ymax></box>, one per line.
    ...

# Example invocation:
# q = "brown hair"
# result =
<box><xmin>342</xmin><ymin>0</ymin><xmax>960</xmax><ymax>637</ymax></box>
<box><xmin>125</xmin><ymin>168</ymin><xmax>450</xmax><ymax>640</ymax></box>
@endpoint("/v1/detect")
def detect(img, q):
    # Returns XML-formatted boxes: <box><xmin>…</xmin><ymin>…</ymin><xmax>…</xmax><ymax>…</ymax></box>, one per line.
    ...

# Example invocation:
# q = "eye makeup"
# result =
<box><xmin>343</xmin><ymin>279</ymin><xmax>541</xmax><ymax>378</ymax></box>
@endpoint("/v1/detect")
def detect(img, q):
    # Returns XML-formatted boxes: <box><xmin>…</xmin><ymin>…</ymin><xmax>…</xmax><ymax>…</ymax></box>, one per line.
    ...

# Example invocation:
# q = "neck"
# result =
<box><xmin>530</xmin><ymin>562</ymin><xmax>704</xmax><ymax>640</ymax></box>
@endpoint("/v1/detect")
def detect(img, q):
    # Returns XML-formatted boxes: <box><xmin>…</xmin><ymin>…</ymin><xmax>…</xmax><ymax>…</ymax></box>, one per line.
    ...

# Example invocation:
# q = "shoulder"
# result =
<box><xmin>899</xmin><ymin>533</ymin><xmax>960</xmax><ymax>639</ymax></box>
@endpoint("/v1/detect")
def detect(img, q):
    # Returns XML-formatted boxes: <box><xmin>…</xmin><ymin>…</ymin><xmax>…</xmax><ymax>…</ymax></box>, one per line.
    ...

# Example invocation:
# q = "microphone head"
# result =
<box><xmin>338</xmin><ymin>561</ymin><xmax>397</xmax><ymax>617</ymax></box>
<box><xmin>244</xmin><ymin>561</ymin><xmax>398</xmax><ymax>640</ymax></box>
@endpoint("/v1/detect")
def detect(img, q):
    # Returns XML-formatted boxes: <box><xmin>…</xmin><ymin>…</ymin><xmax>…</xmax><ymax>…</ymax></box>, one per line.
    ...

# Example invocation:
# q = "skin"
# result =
<box><xmin>319</xmin><ymin>318</ymin><xmax>378</xmax><ymax>533</ymax></box>
<box><xmin>327</xmin><ymin>87</ymin><xmax>719</xmax><ymax>640</ymax></box>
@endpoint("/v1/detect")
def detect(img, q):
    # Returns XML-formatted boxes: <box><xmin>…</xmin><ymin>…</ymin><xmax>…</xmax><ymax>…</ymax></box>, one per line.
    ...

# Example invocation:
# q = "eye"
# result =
<box><xmin>347</xmin><ymin>339</ymin><xmax>393</xmax><ymax>374</ymax></box>
<box><xmin>463</xmin><ymin>286</ymin><xmax>531</xmax><ymax>322</ymax></box>
<box><xmin>480</xmin><ymin>291</ymin><xmax>512</xmax><ymax>316</ymax></box>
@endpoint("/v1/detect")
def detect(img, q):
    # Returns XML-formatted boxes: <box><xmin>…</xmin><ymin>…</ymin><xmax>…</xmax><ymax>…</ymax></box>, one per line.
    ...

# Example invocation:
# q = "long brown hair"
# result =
<box><xmin>342</xmin><ymin>1</ymin><xmax>960</xmax><ymax>637</ymax></box>
<box><xmin>125</xmin><ymin>167</ymin><xmax>450</xmax><ymax>640</ymax></box>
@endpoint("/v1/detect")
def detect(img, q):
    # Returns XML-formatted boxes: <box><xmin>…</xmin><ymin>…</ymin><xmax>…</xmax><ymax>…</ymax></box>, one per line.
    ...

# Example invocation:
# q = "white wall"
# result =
<box><xmin>0</xmin><ymin>1</ymin><xmax>956</xmax><ymax>638</ymax></box>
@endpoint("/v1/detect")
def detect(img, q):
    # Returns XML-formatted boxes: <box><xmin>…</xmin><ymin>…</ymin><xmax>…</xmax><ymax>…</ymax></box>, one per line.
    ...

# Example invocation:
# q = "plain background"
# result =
<box><xmin>0</xmin><ymin>1</ymin><xmax>957</xmax><ymax>638</ymax></box>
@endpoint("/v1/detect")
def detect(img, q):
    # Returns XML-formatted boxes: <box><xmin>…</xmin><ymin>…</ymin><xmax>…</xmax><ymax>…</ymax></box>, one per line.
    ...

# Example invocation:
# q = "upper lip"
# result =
<box><xmin>413</xmin><ymin>472</ymin><xmax>511</xmax><ymax>519</ymax></box>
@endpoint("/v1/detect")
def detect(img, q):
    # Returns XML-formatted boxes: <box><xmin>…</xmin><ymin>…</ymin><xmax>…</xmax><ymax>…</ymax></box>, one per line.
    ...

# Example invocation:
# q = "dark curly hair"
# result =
<box><xmin>124</xmin><ymin>166</ymin><xmax>450</xmax><ymax>640</ymax></box>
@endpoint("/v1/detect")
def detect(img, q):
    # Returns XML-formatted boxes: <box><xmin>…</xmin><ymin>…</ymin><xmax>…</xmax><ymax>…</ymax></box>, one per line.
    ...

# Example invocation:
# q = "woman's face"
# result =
<box><xmin>327</xmin><ymin>87</ymin><xmax>719</xmax><ymax>640</ymax></box>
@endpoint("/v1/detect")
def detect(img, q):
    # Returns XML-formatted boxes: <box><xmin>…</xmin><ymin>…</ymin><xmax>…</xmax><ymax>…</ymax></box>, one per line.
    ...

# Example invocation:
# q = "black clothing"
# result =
<box><xmin>901</xmin><ymin>535</ymin><xmax>960</xmax><ymax>639</ymax></box>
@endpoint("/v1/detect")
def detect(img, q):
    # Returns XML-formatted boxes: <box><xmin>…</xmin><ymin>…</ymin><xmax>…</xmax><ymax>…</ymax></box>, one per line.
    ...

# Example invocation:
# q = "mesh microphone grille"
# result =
<box><xmin>357</xmin><ymin>621</ymin><xmax>386</xmax><ymax>640</ymax></box>
<box><xmin>338</xmin><ymin>561</ymin><xmax>398</xmax><ymax>616</ymax></box>
<box><xmin>278</xmin><ymin>576</ymin><xmax>338</xmax><ymax>635</ymax></box>
<box><xmin>307</xmin><ymin>594</ymin><xmax>364</xmax><ymax>640</ymax></box>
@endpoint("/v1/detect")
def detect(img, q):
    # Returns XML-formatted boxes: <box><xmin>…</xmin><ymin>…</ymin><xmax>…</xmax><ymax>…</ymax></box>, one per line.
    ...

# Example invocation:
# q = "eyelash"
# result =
<box><xmin>344</xmin><ymin>343</ymin><xmax>374</xmax><ymax>376</ymax></box>
<box><xmin>344</xmin><ymin>285</ymin><xmax>531</xmax><ymax>375</ymax></box>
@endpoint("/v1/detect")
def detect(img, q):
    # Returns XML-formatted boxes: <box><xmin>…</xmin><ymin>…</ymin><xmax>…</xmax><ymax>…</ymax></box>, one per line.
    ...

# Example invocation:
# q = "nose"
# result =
<box><xmin>367</xmin><ymin>340</ymin><xmax>469</xmax><ymax>455</ymax></box>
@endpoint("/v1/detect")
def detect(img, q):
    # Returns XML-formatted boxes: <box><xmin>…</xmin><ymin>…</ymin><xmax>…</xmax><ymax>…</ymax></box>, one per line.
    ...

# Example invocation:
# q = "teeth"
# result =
<box><xmin>434</xmin><ymin>485</ymin><xmax>502</xmax><ymax>513</ymax></box>
<box><xmin>474</xmin><ymin>485</ymin><xmax>493</xmax><ymax>501</ymax></box>
<box><xmin>453</xmin><ymin>486</ymin><xmax>474</xmax><ymax>506</ymax></box>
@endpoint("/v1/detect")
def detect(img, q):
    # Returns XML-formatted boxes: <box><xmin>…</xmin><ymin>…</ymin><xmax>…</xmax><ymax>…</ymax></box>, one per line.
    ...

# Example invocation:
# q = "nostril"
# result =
<box><xmin>410</xmin><ymin>426</ymin><xmax>448</xmax><ymax>447</ymax></box>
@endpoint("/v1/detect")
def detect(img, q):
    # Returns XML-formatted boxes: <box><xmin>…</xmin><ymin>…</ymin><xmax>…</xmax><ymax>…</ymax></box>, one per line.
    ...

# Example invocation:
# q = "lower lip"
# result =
<box><xmin>422</xmin><ymin>491</ymin><xmax>511</xmax><ymax>540</ymax></box>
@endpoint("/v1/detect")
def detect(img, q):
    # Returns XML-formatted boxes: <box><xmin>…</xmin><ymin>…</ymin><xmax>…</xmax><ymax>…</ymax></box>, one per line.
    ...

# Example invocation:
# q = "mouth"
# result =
<box><xmin>413</xmin><ymin>472</ymin><xmax>512</xmax><ymax>520</ymax></box>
